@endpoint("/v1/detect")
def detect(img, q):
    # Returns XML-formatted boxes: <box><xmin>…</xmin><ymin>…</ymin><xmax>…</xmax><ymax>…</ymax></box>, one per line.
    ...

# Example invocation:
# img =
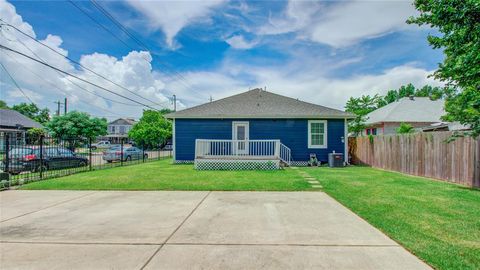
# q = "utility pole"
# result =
<box><xmin>64</xmin><ymin>97</ymin><xmax>67</xmax><ymax>114</ymax></box>
<box><xmin>53</xmin><ymin>100</ymin><xmax>64</xmax><ymax>116</ymax></box>
<box><xmin>174</xmin><ymin>95</ymin><xmax>176</xmax><ymax>112</ymax></box>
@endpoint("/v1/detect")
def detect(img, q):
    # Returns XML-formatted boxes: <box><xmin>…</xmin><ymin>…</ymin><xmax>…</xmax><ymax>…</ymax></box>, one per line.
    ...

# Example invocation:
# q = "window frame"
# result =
<box><xmin>308</xmin><ymin>120</ymin><xmax>328</xmax><ymax>149</ymax></box>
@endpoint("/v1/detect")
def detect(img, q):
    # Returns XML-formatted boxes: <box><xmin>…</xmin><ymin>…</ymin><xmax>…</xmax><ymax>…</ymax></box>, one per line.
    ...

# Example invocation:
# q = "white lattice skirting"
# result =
<box><xmin>290</xmin><ymin>161</ymin><xmax>309</xmax><ymax>167</ymax></box>
<box><xmin>195</xmin><ymin>159</ymin><xmax>280</xmax><ymax>170</ymax></box>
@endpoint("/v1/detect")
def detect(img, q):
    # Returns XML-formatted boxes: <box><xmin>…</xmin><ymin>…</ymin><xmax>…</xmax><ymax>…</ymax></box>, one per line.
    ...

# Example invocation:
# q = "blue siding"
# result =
<box><xmin>175</xmin><ymin>119</ymin><xmax>345</xmax><ymax>162</ymax></box>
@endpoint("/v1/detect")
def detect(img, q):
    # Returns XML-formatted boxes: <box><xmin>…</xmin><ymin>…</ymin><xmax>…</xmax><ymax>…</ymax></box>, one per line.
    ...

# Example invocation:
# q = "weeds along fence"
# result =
<box><xmin>0</xmin><ymin>133</ymin><xmax>172</xmax><ymax>189</ymax></box>
<box><xmin>348</xmin><ymin>131</ymin><xmax>480</xmax><ymax>188</ymax></box>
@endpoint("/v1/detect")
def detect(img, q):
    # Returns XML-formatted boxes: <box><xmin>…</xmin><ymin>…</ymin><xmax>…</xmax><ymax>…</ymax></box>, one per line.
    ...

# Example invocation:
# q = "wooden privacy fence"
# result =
<box><xmin>349</xmin><ymin>132</ymin><xmax>480</xmax><ymax>187</ymax></box>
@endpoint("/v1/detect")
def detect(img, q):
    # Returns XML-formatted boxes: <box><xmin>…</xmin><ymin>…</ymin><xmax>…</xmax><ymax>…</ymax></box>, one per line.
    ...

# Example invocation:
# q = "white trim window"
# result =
<box><xmin>308</xmin><ymin>120</ymin><xmax>327</xmax><ymax>148</ymax></box>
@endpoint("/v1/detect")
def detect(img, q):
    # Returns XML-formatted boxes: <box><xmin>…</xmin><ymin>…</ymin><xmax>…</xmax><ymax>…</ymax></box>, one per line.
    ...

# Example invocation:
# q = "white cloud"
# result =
<box><xmin>258</xmin><ymin>1</ymin><xmax>322</xmax><ymax>35</ymax></box>
<box><xmin>256</xmin><ymin>0</ymin><xmax>417</xmax><ymax>47</ymax></box>
<box><xmin>126</xmin><ymin>0</ymin><xmax>225</xmax><ymax>47</ymax></box>
<box><xmin>308</xmin><ymin>1</ymin><xmax>416</xmax><ymax>47</ymax></box>
<box><xmin>170</xmin><ymin>57</ymin><xmax>442</xmax><ymax>111</ymax></box>
<box><xmin>225</xmin><ymin>35</ymin><xmax>257</xmax><ymax>49</ymax></box>
<box><xmin>0</xmin><ymin>0</ymin><xmax>173</xmax><ymax>119</ymax></box>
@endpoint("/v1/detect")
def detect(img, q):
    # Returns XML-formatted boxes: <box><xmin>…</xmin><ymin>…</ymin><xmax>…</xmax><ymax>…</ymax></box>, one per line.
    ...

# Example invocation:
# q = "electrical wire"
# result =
<box><xmin>4</xmin><ymin>52</ymin><xmax>136</xmax><ymax>118</ymax></box>
<box><xmin>0</xmin><ymin>20</ymin><xmax>170</xmax><ymax>108</ymax></box>
<box><xmin>0</xmin><ymin>44</ymin><xmax>162</xmax><ymax>111</ymax></box>
<box><xmin>12</xmin><ymin>36</ymin><xmax>144</xmax><ymax>107</ymax></box>
<box><xmin>85</xmin><ymin>0</ymin><xmax>208</xmax><ymax>98</ymax></box>
<box><xmin>0</xmin><ymin>61</ymin><xmax>34</xmax><ymax>103</ymax></box>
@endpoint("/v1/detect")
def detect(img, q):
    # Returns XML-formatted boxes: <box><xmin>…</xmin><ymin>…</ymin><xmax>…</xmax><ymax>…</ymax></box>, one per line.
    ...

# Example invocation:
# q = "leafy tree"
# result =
<box><xmin>345</xmin><ymin>94</ymin><xmax>383</xmax><ymax>135</ymax></box>
<box><xmin>442</xmin><ymin>86</ymin><xmax>480</xmax><ymax>135</ymax></box>
<box><xmin>45</xmin><ymin>111</ymin><xmax>107</xmax><ymax>139</ymax></box>
<box><xmin>26</xmin><ymin>127</ymin><xmax>47</xmax><ymax>144</ymax></box>
<box><xmin>27</xmin><ymin>127</ymin><xmax>46</xmax><ymax>137</ymax></box>
<box><xmin>408</xmin><ymin>0</ymin><xmax>480</xmax><ymax>137</ymax></box>
<box><xmin>384</xmin><ymin>90</ymin><xmax>399</xmax><ymax>104</ymax></box>
<box><xmin>0</xmin><ymin>100</ymin><xmax>8</xmax><ymax>109</ymax></box>
<box><xmin>397</xmin><ymin>122</ymin><xmax>415</xmax><ymax>134</ymax></box>
<box><xmin>414</xmin><ymin>85</ymin><xmax>449</xmax><ymax>100</ymax></box>
<box><xmin>398</xmin><ymin>83</ymin><xmax>416</xmax><ymax>98</ymax></box>
<box><xmin>12</xmin><ymin>102</ymin><xmax>50</xmax><ymax>124</ymax></box>
<box><xmin>408</xmin><ymin>0</ymin><xmax>480</xmax><ymax>89</ymax></box>
<box><xmin>128</xmin><ymin>110</ymin><xmax>172</xmax><ymax>149</ymax></box>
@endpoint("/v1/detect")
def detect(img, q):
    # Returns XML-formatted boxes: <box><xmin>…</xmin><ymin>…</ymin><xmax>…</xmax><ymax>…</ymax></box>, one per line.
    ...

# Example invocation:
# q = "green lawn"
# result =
<box><xmin>21</xmin><ymin>159</ymin><xmax>310</xmax><ymax>191</ymax></box>
<box><xmin>302</xmin><ymin>166</ymin><xmax>480</xmax><ymax>270</ymax></box>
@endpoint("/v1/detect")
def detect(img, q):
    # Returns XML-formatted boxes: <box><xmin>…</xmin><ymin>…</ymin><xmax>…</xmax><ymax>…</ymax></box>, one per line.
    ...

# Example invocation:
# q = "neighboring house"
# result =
<box><xmin>166</xmin><ymin>88</ymin><xmax>354</xmax><ymax>169</ymax></box>
<box><xmin>0</xmin><ymin>109</ymin><xmax>43</xmax><ymax>151</ymax></box>
<box><xmin>422</xmin><ymin>122</ymin><xmax>471</xmax><ymax>132</ymax></box>
<box><xmin>362</xmin><ymin>96</ymin><xmax>445</xmax><ymax>136</ymax></box>
<box><xmin>99</xmin><ymin>118</ymin><xmax>136</xmax><ymax>143</ymax></box>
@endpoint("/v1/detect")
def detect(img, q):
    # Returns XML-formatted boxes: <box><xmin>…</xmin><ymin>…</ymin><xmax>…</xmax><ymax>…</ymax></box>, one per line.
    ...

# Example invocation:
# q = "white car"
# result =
<box><xmin>91</xmin><ymin>141</ymin><xmax>113</xmax><ymax>150</ymax></box>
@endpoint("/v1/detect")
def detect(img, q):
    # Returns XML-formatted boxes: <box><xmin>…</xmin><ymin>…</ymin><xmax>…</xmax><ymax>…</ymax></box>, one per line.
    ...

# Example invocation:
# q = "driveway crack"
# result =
<box><xmin>139</xmin><ymin>191</ymin><xmax>211</xmax><ymax>270</ymax></box>
<box><xmin>1</xmin><ymin>191</ymin><xmax>98</xmax><ymax>223</ymax></box>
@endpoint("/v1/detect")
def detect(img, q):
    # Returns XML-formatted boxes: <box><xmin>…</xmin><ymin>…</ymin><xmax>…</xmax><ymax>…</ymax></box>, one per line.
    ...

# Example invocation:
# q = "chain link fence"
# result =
<box><xmin>0</xmin><ymin>133</ymin><xmax>172</xmax><ymax>189</ymax></box>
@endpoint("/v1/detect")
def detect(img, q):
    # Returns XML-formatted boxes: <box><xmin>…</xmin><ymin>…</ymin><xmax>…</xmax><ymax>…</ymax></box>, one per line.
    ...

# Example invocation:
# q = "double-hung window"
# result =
<box><xmin>308</xmin><ymin>120</ymin><xmax>327</xmax><ymax>148</ymax></box>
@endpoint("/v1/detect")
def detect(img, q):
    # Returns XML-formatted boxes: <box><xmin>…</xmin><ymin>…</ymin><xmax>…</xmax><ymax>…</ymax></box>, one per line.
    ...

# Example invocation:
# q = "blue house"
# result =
<box><xmin>166</xmin><ymin>89</ymin><xmax>354</xmax><ymax>169</ymax></box>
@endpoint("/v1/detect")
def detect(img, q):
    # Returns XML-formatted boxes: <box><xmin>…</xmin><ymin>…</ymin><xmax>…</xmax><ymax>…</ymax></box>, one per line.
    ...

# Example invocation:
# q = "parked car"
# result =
<box><xmin>1</xmin><ymin>146</ymin><xmax>89</xmax><ymax>174</ymax></box>
<box><xmin>91</xmin><ymin>141</ymin><xmax>116</xmax><ymax>150</ymax></box>
<box><xmin>102</xmin><ymin>146</ymin><xmax>147</xmax><ymax>163</ymax></box>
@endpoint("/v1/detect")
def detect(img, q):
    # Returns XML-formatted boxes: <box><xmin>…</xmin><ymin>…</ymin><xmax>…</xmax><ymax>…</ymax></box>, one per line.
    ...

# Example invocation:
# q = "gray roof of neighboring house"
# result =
<box><xmin>108</xmin><ymin>118</ymin><xmax>136</xmax><ymax>125</ymax></box>
<box><xmin>422</xmin><ymin>121</ymin><xmax>471</xmax><ymax>132</ymax></box>
<box><xmin>166</xmin><ymin>89</ymin><xmax>354</xmax><ymax>119</ymax></box>
<box><xmin>365</xmin><ymin>97</ymin><xmax>445</xmax><ymax>125</ymax></box>
<box><xmin>0</xmin><ymin>109</ymin><xmax>43</xmax><ymax>129</ymax></box>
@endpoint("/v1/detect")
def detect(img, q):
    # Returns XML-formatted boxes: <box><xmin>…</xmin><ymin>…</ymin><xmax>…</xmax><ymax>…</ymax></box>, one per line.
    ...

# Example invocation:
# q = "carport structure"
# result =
<box><xmin>0</xmin><ymin>191</ymin><xmax>431</xmax><ymax>269</ymax></box>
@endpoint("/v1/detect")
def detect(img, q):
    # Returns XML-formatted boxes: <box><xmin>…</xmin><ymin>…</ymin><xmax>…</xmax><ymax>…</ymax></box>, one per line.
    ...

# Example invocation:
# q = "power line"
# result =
<box><xmin>68</xmin><ymin>1</ymin><xmax>136</xmax><ymax>51</ymax></box>
<box><xmin>4</xmin><ymin>52</ymin><xmax>125</xmax><ymax>117</ymax></box>
<box><xmin>90</xmin><ymin>0</ymin><xmax>148</xmax><ymax>50</ymax></box>
<box><xmin>4</xmin><ymin>52</ymin><xmax>129</xmax><ymax>118</ymax></box>
<box><xmin>0</xmin><ymin>44</ymin><xmax>162</xmax><ymax>111</ymax></box>
<box><xmin>0</xmin><ymin>61</ymin><xmax>34</xmax><ymax>103</ymax></box>
<box><xmin>84</xmin><ymin>1</ymin><xmax>208</xmax><ymax>98</ymax></box>
<box><xmin>0</xmin><ymin>20</ymin><xmax>170</xmax><ymax>108</ymax></box>
<box><xmin>12</xmin><ymin>36</ymin><xmax>144</xmax><ymax>107</ymax></box>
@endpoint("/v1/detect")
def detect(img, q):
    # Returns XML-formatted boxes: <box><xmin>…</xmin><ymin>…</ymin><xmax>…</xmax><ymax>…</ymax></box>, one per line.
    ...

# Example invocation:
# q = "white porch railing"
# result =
<box><xmin>195</xmin><ymin>139</ymin><xmax>291</xmax><ymax>165</ymax></box>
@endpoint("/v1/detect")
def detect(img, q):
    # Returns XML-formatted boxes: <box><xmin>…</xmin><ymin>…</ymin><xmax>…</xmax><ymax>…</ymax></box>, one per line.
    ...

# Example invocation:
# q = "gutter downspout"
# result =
<box><xmin>172</xmin><ymin>118</ymin><xmax>176</xmax><ymax>162</ymax></box>
<box><xmin>344</xmin><ymin>118</ymin><xmax>349</xmax><ymax>165</ymax></box>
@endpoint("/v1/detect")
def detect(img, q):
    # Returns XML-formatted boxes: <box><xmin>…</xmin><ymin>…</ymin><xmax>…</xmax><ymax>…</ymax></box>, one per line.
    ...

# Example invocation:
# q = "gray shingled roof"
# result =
<box><xmin>365</xmin><ymin>97</ymin><xmax>445</xmax><ymax>125</ymax></box>
<box><xmin>166</xmin><ymin>89</ymin><xmax>354</xmax><ymax>119</ymax></box>
<box><xmin>108</xmin><ymin>118</ymin><xmax>136</xmax><ymax>125</ymax></box>
<box><xmin>0</xmin><ymin>109</ymin><xmax>43</xmax><ymax>129</ymax></box>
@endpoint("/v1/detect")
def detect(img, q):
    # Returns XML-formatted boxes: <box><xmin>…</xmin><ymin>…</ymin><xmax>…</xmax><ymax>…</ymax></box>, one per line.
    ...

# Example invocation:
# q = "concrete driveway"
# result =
<box><xmin>0</xmin><ymin>191</ymin><xmax>431</xmax><ymax>270</ymax></box>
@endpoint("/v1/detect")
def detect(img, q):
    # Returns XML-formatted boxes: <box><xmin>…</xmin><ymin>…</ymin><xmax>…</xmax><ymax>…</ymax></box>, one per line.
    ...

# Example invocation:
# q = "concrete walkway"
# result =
<box><xmin>0</xmin><ymin>191</ymin><xmax>431</xmax><ymax>270</ymax></box>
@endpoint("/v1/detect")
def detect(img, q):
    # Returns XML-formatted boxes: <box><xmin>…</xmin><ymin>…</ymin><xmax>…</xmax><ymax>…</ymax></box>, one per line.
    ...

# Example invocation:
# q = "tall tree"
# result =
<box><xmin>345</xmin><ymin>94</ymin><xmax>383</xmax><ymax>135</ymax></box>
<box><xmin>398</xmin><ymin>83</ymin><xmax>416</xmax><ymax>98</ymax></box>
<box><xmin>45</xmin><ymin>111</ymin><xmax>107</xmax><ymax>139</ymax></box>
<box><xmin>384</xmin><ymin>90</ymin><xmax>399</xmax><ymax>104</ymax></box>
<box><xmin>12</xmin><ymin>102</ymin><xmax>50</xmax><ymax>124</ymax></box>
<box><xmin>128</xmin><ymin>110</ymin><xmax>172</xmax><ymax>149</ymax></box>
<box><xmin>408</xmin><ymin>0</ymin><xmax>480</xmax><ymax>137</ymax></box>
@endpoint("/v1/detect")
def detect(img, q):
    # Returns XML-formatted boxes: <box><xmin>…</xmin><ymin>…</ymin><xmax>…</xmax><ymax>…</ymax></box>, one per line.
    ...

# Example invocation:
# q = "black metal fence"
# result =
<box><xmin>0</xmin><ymin>133</ymin><xmax>172</xmax><ymax>189</ymax></box>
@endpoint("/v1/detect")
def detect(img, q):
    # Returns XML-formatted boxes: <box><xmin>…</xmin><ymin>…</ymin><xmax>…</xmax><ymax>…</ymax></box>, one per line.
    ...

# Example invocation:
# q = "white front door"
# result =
<box><xmin>232</xmin><ymin>121</ymin><xmax>249</xmax><ymax>155</ymax></box>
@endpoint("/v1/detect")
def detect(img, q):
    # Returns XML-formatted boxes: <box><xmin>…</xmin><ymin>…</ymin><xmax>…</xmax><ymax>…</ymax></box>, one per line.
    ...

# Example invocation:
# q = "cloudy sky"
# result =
<box><xmin>0</xmin><ymin>0</ymin><xmax>443</xmax><ymax>119</ymax></box>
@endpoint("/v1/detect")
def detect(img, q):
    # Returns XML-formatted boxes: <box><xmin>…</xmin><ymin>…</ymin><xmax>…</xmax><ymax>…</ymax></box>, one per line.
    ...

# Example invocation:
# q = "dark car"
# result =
<box><xmin>1</xmin><ymin>146</ymin><xmax>89</xmax><ymax>174</ymax></box>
